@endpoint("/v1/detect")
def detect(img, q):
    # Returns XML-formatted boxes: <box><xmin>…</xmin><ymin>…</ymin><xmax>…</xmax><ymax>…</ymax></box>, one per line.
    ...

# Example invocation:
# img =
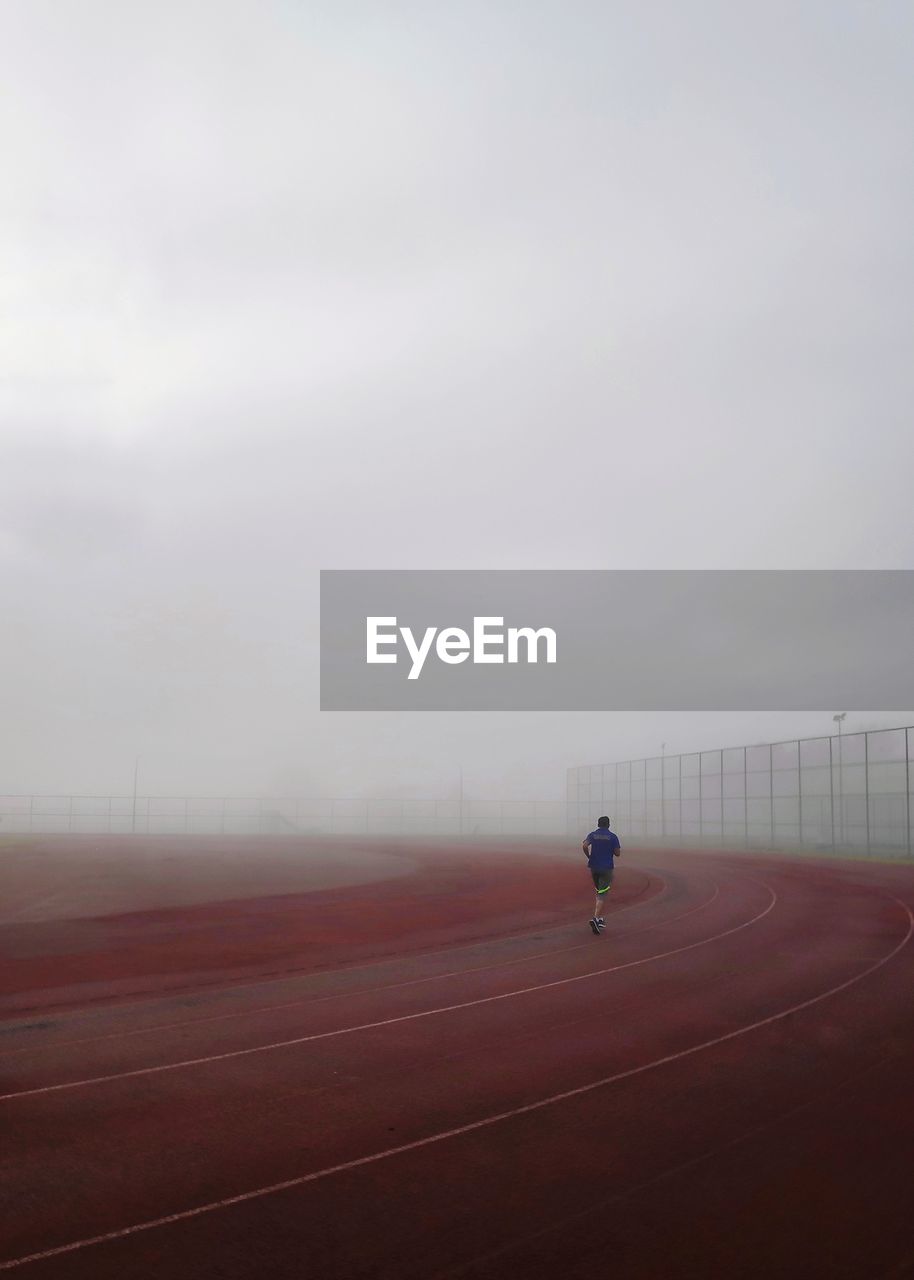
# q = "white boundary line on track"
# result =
<box><xmin>0</xmin><ymin>879</ymin><xmax>771</xmax><ymax>1102</ymax></box>
<box><xmin>0</xmin><ymin>879</ymin><xmax>719</xmax><ymax>1060</ymax></box>
<box><xmin>428</xmin><ymin>1050</ymin><xmax>901</xmax><ymax>1280</ymax></box>
<box><xmin>0</xmin><ymin>892</ymin><xmax>909</xmax><ymax>1273</ymax></box>
<box><xmin>0</xmin><ymin>866</ymin><xmax>666</xmax><ymax>1037</ymax></box>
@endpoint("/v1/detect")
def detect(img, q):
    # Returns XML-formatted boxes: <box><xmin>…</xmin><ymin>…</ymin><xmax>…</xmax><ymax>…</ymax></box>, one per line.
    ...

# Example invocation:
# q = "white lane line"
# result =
<box><xmin>0</xmin><ymin>892</ymin><xmax>908</xmax><ymax>1274</ymax></box>
<box><xmin>0</xmin><ymin>867</ymin><xmax>666</xmax><ymax>1041</ymax></box>
<box><xmin>429</xmin><ymin>1052</ymin><xmax>900</xmax><ymax>1280</ymax></box>
<box><xmin>0</xmin><ymin>880</ymin><xmax>772</xmax><ymax>1101</ymax></box>
<box><xmin>0</xmin><ymin>879</ymin><xmax>716</xmax><ymax>1060</ymax></box>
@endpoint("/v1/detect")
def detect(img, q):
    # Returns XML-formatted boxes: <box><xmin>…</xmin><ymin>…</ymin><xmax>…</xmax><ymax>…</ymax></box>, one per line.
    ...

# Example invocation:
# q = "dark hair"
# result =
<box><xmin>597</xmin><ymin>815</ymin><xmax>610</xmax><ymax>828</ymax></box>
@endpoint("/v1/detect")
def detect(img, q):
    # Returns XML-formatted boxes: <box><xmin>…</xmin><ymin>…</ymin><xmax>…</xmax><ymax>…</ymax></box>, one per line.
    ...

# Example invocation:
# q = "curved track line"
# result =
<box><xmin>0</xmin><ymin>878</ymin><xmax>773</xmax><ymax>1102</ymax></box>
<box><xmin>0</xmin><ymin>879</ymin><xmax>718</xmax><ymax>1060</ymax></box>
<box><xmin>0</xmin><ymin>893</ymin><xmax>908</xmax><ymax>1273</ymax></box>
<box><xmin>0</xmin><ymin>866</ymin><xmax>665</xmax><ymax>1037</ymax></box>
<box><xmin>431</xmin><ymin>1053</ymin><xmax>898</xmax><ymax>1279</ymax></box>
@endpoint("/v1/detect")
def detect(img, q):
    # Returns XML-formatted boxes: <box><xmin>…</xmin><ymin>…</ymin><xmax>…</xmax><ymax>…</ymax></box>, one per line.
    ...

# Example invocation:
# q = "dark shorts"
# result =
<box><xmin>590</xmin><ymin>867</ymin><xmax>615</xmax><ymax>894</ymax></box>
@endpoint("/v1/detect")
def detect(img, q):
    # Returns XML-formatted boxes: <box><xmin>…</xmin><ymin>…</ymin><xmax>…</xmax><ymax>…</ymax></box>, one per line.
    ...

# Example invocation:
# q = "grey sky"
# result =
<box><xmin>2</xmin><ymin>1</ymin><xmax>913</xmax><ymax>800</ymax></box>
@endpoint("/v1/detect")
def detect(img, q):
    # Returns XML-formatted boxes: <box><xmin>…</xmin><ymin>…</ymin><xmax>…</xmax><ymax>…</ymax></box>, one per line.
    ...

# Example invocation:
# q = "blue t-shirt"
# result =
<box><xmin>585</xmin><ymin>828</ymin><xmax>620</xmax><ymax>870</ymax></box>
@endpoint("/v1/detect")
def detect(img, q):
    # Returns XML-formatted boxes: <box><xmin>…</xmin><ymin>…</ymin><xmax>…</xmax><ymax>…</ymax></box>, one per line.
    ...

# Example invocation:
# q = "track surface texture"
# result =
<box><xmin>1</xmin><ymin>838</ymin><xmax>913</xmax><ymax>1278</ymax></box>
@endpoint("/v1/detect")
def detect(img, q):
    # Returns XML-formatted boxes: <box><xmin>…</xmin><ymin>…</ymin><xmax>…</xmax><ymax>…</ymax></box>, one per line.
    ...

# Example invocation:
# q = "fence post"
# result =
<box><xmin>678</xmin><ymin>753</ymin><xmax>682</xmax><ymax>843</ymax></box>
<box><xmin>797</xmin><ymin>740</ymin><xmax>803</xmax><ymax>847</ymax></box>
<box><xmin>699</xmin><ymin>758</ymin><xmax>703</xmax><ymax>844</ymax></box>
<box><xmin>829</xmin><ymin>735</ymin><xmax>836</xmax><ymax>854</ymax></box>
<box><xmin>643</xmin><ymin>765</ymin><xmax>647</xmax><ymax>841</ymax></box>
<box><xmin>901</xmin><ymin>732</ymin><xmax>906</xmax><ymax>860</ymax></box>
<box><xmin>743</xmin><ymin>746</ymin><xmax>748</xmax><ymax>848</ymax></box>
<box><xmin>865</xmin><ymin>732</ymin><xmax>871</xmax><ymax>856</ymax></box>
<box><xmin>769</xmin><ymin>744</ymin><xmax>774</xmax><ymax>848</ymax></box>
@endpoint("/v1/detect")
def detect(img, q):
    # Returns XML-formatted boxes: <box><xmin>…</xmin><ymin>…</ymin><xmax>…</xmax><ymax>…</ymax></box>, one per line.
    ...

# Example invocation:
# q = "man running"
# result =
<box><xmin>582</xmin><ymin>816</ymin><xmax>621</xmax><ymax>935</ymax></box>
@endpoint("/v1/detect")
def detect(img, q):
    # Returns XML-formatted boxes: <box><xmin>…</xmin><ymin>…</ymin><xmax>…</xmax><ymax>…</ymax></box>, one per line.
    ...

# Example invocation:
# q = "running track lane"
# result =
<box><xmin>0</xmin><ymin>867</ymin><xmax>729</xmax><ymax>1096</ymax></box>
<box><xmin>1</xmin><ymin>851</ymin><xmax>913</xmax><ymax>1278</ymax></box>
<box><xmin>0</xmin><ymin>862</ymin><xmax>671</xmax><ymax>1061</ymax></box>
<box><xmin>0</xmin><ymin>848</ymin><xmax>661</xmax><ymax>1017</ymax></box>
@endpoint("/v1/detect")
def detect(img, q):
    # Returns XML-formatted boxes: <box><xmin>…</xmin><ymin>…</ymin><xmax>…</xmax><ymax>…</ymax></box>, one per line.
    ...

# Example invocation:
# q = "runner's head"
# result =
<box><xmin>597</xmin><ymin>815</ymin><xmax>610</xmax><ymax>829</ymax></box>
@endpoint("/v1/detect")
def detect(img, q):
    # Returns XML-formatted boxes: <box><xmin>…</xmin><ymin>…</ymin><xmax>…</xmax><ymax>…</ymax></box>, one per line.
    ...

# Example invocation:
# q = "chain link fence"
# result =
<box><xmin>567</xmin><ymin>725</ymin><xmax>914</xmax><ymax>856</ymax></box>
<box><xmin>0</xmin><ymin>795</ymin><xmax>566</xmax><ymax>839</ymax></box>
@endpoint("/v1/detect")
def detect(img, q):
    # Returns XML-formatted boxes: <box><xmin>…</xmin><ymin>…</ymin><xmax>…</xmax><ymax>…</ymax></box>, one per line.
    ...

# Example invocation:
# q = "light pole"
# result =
<box><xmin>832</xmin><ymin>714</ymin><xmax>846</xmax><ymax>845</ymax></box>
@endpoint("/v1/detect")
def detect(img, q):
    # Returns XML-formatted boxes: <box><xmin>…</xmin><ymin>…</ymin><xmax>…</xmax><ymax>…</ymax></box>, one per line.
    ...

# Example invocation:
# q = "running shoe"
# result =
<box><xmin>589</xmin><ymin>917</ymin><xmax>601</xmax><ymax>936</ymax></box>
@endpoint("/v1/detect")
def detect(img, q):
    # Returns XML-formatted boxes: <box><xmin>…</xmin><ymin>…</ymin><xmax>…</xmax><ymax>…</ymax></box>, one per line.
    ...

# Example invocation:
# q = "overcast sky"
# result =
<box><xmin>2</xmin><ymin>0</ymin><xmax>913</xmax><ymax>800</ymax></box>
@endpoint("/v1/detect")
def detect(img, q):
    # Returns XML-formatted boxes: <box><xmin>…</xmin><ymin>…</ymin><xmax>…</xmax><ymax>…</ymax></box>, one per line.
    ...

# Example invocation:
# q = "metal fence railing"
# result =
<box><xmin>567</xmin><ymin>725</ymin><xmax>914</xmax><ymax>857</ymax></box>
<box><xmin>0</xmin><ymin>795</ymin><xmax>567</xmax><ymax>839</ymax></box>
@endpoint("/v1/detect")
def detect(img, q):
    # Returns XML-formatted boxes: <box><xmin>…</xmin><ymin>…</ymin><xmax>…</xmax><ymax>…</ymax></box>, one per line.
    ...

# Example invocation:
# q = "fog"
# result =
<box><xmin>2</xmin><ymin>1</ymin><xmax>913</xmax><ymax>805</ymax></box>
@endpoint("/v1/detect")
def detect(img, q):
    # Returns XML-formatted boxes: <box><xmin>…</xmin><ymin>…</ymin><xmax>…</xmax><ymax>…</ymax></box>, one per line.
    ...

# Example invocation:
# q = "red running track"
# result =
<box><xmin>1</xmin><ymin>845</ymin><xmax>913</xmax><ymax>1278</ymax></box>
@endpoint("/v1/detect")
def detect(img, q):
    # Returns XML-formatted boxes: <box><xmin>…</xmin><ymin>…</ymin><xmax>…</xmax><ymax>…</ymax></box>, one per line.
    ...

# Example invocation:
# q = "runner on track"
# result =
<box><xmin>582</xmin><ymin>816</ymin><xmax>621</xmax><ymax>935</ymax></box>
